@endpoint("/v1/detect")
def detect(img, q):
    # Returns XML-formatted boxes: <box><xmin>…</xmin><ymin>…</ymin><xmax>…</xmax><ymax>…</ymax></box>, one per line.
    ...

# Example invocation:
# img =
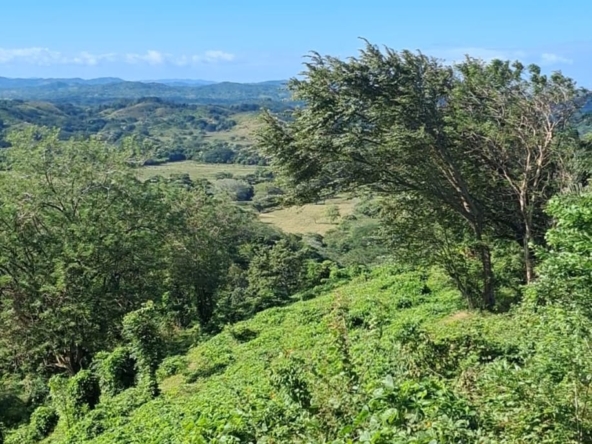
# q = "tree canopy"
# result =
<box><xmin>259</xmin><ymin>42</ymin><xmax>590</xmax><ymax>308</ymax></box>
<box><xmin>0</xmin><ymin>128</ymin><xmax>305</xmax><ymax>376</ymax></box>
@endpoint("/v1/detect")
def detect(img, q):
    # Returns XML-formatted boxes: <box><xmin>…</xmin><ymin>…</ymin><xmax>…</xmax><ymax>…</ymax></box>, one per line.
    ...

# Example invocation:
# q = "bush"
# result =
<box><xmin>67</xmin><ymin>370</ymin><xmax>101</xmax><ymax>413</ymax></box>
<box><xmin>228</xmin><ymin>324</ymin><xmax>259</xmax><ymax>342</ymax></box>
<box><xmin>142</xmin><ymin>157</ymin><xmax>167</xmax><ymax>166</ymax></box>
<box><xmin>29</xmin><ymin>406</ymin><xmax>58</xmax><ymax>439</ymax></box>
<box><xmin>156</xmin><ymin>356</ymin><xmax>188</xmax><ymax>381</ymax></box>
<box><xmin>167</xmin><ymin>152</ymin><xmax>186</xmax><ymax>162</ymax></box>
<box><xmin>202</xmin><ymin>145</ymin><xmax>235</xmax><ymax>163</ymax></box>
<box><xmin>215</xmin><ymin>178</ymin><xmax>254</xmax><ymax>201</ymax></box>
<box><xmin>303</xmin><ymin>259</ymin><xmax>332</xmax><ymax>287</ymax></box>
<box><xmin>0</xmin><ymin>389</ymin><xmax>28</xmax><ymax>429</ymax></box>
<box><xmin>93</xmin><ymin>347</ymin><xmax>136</xmax><ymax>398</ymax></box>
<box><xmin>48</xmin><ymin>370</ymin><xmax>100</xmax><ymax>429</ymax></box>
<box><xmin>214</xmin><ymin>171</ymin><xmax>233</xmax><ymax>180</ymax></box>
<box><xmin>122</xmin><ymin>302</ymin><xmax>164</xmax><ymax>397</ymax></box>
<box><xmin>63</xmin><ymin>386</ymin><xmax>153</xmax><ymax>442</ymax></box>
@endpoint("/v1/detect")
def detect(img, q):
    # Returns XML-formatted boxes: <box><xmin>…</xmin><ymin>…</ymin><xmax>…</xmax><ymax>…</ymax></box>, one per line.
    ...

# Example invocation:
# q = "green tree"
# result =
<box><xmin>451</xmin><ymin>59</ymin><xmax>585</xmax><ymax>282</ymax></box>
<box><xmin>245</xmin><ymin>238</ymin><xmax>308</xmax><ymax>312</ymax></box>
<box><xmin>259</xmin><ymin>42</ymin><xmax>586</xmax><ymax>309</ymax></box>
<box><xmin>532</xmin><ymin>191</ymin><xmax>592</xmax><ymax>314</ymax></box>
<box><xmin>122</xmin><ymin>302</ymin><xmax>163</xmax><ymax>397</ymax></box>
<box><xmin>0</xmin><ymin>129</ymin><xmax>169</xmax><ymax>374</ymax></box>
<box><xmin>162</xmin><ymin>187</ymin><xmax>254</xmax><ymax>327</ymax></box>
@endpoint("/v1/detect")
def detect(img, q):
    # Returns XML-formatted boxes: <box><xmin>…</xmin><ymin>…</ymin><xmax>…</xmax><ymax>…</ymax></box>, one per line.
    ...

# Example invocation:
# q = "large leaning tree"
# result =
<box><xmin>258</xmin><ymin>42</ymin><xmax>588</xmax><ymax>309</ymax></box>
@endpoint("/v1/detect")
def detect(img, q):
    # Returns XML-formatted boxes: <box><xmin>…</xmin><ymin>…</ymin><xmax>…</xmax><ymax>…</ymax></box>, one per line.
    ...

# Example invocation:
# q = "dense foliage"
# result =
<box><xmin>0</xmin><ymin>98</ymin><xmax>270</xmax><ymax>165</ymax></box>
<box><xmin>0</xmin><ymin>127</ymin><xmax>337</xmax><ymax>440</ymax></box>
<box><xmin>1</xmin><ymin>42</ymin><xmax>592</xmax><ymax>443</ymax></box>
<box><xmin>260</xmin><ymin>42</ymin><xmax>591</xmax><ymax>309</ymax></box>
<box><xmin>7</xmin><ymin>254</ymin><xmax>592</xmax><ymax>443</ymax></box>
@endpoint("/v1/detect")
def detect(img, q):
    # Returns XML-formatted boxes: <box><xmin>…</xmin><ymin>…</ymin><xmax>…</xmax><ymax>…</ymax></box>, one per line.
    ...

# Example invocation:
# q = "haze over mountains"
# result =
<box><xmin>0</xmin><ymin>77</ymin><xmax>285</xmax><ymax>88</ymax></box>
<box><xmin>0</xmin><ymin>77</ymin><xmax>290</xmax><ymax>105</ymax></box>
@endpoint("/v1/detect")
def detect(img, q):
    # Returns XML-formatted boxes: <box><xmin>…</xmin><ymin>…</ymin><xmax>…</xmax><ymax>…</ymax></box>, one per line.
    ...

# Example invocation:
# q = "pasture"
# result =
<box><xmin>137</xmin><ymin>161</ymin><xmax>258</xmax><ymax>181</ymax></box>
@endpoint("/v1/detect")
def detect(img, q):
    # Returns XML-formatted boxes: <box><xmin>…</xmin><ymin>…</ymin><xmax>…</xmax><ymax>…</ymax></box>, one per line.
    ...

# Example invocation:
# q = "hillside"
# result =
<box><xmin>8</xmin><ymin>262</ymin><xmax>578</xmax><ymax>443</ymax></box>
<box><xmin>0</xmin><ymin>98</ymin><xmax>269</xmax><ymax>163</ymax></box>
<box><xmin>41</xmin><ymin>267</ymin><xmax>474</xmax><ymax>443</ymax></box>
<box><xmin>1</xmin><ymin>44</ymin><xmax>592</xmax><ymax>444</ymax></box>
<box><xmin>0</xmin><ymin>79</ymin><xmax>291</xmax><ymax>105</ymax></box>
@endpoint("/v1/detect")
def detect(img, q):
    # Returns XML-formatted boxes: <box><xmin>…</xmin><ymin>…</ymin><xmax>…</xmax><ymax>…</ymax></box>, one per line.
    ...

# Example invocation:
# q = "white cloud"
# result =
<box><xmin>0</xmin><ymin>47</ymin><xmax>236</xmax><ymax>67</ymax></box>
<box><xmin>125</xmin><ymin>50</ymin><xmax>166</xmax><ymax>65</ymax></box>
<box><xmin>71</xmin><ymin>51</ymin><xmax>118</xmax><ymax>66</ymax></box>
<box><xmin>174</xmin><ymin>50</ymin><xmax>236</xmax><ymax>66</ymax></box>
<box><xmin>0</xmin><ymin>47</ymin><xmax>65</xmax><ymax>65</ymax></box>
<box><xmin>540</xmin><ymin>53</ymin><xmax>573</xmax><ymax>66</ymax></box>
<box><xmin>203</xmin><ymin>50</ymin><xmax>235</xmax><ymax>62</ymax></box>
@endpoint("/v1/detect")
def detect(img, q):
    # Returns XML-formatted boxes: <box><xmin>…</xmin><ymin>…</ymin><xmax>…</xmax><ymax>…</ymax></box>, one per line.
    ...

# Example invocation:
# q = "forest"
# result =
<box><xmin>0</xmin><ymin>42</ymin><xmax>592</xmax><ymax>443</ymax></box>
<box><xmin>0</xmin><ymin>98</ymin><xmax>284</xmax><ymax>165</ymax></box>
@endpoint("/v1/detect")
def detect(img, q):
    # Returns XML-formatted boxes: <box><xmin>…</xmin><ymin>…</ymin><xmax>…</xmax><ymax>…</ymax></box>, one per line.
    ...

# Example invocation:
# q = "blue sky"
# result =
<box><xmin>0</xmin><ymin>0</ymin><xmax>591</xmax><ymax>85</ymax></box>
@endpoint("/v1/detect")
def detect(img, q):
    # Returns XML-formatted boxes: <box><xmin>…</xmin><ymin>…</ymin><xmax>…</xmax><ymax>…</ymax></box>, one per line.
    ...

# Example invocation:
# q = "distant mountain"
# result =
<box><xmin>0</xmin><ymin>77</ymin><xmax>124</xmax><ymax>89</ymax></box>
<box><xmin>0</xmin><ymin>77</ymin><xmax>290</xmax><ymax>105</ymax></box>
<box><xmin>147</xmin><ymin>79</ymin><xmax>218</xmax><ymax>87</ymax></box>
<box><xmin>252</xmin><ymin>80</ymin><xmax>287</xmax><ymax>86</ymax></box>
<box><xmin>77</xmin><ymin>77</ymin><xmax>125</xmax><ymax>86</ymax></box>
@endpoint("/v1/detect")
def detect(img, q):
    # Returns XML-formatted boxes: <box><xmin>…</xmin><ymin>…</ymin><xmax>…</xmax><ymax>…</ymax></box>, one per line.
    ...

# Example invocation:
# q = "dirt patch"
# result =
<box><xmin>443</xmin><ymin>311</ymin><xmax>473</xmax><ymax>323</ymax></box>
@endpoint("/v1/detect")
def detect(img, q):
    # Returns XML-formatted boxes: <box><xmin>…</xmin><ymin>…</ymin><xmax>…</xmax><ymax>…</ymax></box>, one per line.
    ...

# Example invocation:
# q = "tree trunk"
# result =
<box><xmin>474</xmin><ymin>227</ymin><xmax>495</xmax><ymax>310</ymax></box>
<box><xmin>523</xmin><ymin>225</ymin><xmax>535</xmax><ymax>284</ymax></box>
<box><xmin>520</xmin><ymin>191</ymin><xmax>535</xmax><ymax>284</ymax></box>
<box><xmin>479</xmin><ymin>243</ymin><xmax>495</xmax><ymax>310</ymax></box>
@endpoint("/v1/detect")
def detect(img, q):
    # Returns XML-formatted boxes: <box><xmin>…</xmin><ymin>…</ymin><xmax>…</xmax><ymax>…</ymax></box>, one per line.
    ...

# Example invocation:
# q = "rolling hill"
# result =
<box><xmin>0</xmin><ymin>77</ymin><xmax>291</xmax><ymax>105</ymax></box>
<box><xmin>0</xmin><ymin>97</ymin><xmax>275</xmax><ymax>165</ymax></box>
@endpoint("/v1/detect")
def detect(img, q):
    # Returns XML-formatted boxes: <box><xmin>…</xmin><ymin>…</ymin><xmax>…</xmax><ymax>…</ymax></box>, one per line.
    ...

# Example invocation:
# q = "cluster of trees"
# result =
<box><xmin>0</xmin><ymin>98</ymin><xmax>239</xmax><ymax>140</ymax></box>
<box><xmin>0</xmin><ymin>99</ymin><xmax>267</xmax><ymax>166</ymax></box>
<box><xmin>260</xmin><ymin>42</ymin><xmax>592</xmax><ymax>310</ymax></box>
<box><xmin>0</xmin><ymin>127</ymin><xmax>342</xmax><ymax>440</ymax></box>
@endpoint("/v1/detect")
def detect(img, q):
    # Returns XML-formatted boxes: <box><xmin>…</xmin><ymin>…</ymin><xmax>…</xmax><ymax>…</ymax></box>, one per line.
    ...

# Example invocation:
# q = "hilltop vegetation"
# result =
<box><xmin>1</xmin><ymin>42</ymin><xmax>592</xmax><ymax>444</ymax></box>
<box><xmin>28</xmin><ymin>257</ymin><xmax>592</xmax><ymax>443</ymax></box>
<box><xmin>0</xmin><ymin>79</ymin><xmax>291</xmax><ymax>105</ymax></box>
<box><xmin>0</xmin><ymin>98</ymin><xmax>267</xmax><ymax>164</ymax></box>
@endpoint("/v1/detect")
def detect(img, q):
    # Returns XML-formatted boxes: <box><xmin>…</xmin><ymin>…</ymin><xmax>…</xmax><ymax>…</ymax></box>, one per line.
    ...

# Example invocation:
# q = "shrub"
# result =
<box><xmin>0</xmin><ymin>389</ymin><xmax>28</xmax><ymax>430</ymax></box>
<box><xmin>215</xmin><ymin>178</ymin><xmax>254</xmax><ymax>201</ymax></box>
<box><xmin>214</xmin><ymin>171</ymin><xmax>233</xmax><ymax>180</ymax></box>
<box><xmin>202</xmin><ymin>145</ymin><xmax>235</xmax><ymax>163</ymax></box>
<box><xmin>228</xmin><ymin>324</ymin><xmax>259</xmax><ymax>343</ymax></box>
<box><xmin>48</xmin><ymin>370</ymin><xmax>100</xmax><ymax>429</ymax></box>
<box><xmin>67</xmin><ymin>370</ymin><xmax>101</xmax><ymax>413</ymax></box>
<box><xmin>269</xmin><ymin>354</ymin><xmax>313</xmax><ymax>411</ymax></box>
<box><xmin>122</xmin><ymin>302</ymin><xmax>164</xmax><ymax>397</ymax></box>
<box><xmin>156</xmin><ymin>356</ymin><xmax>188</xmax><ymax>381</ymax></box>
<box><xmin>29</xmin><ymin>406</ymin><xmax>58</xmax><ymax>439</ymax></box>
<box><xmin>93</xmin><ymin>347</ymin><xmax>136</xmax><ymax>398</ymax></box>
<box><xmin>303</xmin><ymin>259</ymin><xmax>332</xmax><ymax>287</ymax></box>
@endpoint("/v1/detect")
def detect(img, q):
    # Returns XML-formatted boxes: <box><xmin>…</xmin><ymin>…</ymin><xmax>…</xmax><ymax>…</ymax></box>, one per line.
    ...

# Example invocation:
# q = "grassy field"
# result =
<box><xmin>137</xmin><ymin>161</ymin><xmax>258</xmax><ymax>181</ymax></box>
<box><xmin>259</xmin><ymin>197</ymin><xmax>357</xmax><ymax>235</ymax></box>
<box><xmin>204</xmin><ymin>112</ymin><xmax>261</xmax><ymax>145</ymax></box>
<box><xmin>139</xmin><ymin>162</ymin><xmax>357</xmax><ymax>235</ymax></box>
